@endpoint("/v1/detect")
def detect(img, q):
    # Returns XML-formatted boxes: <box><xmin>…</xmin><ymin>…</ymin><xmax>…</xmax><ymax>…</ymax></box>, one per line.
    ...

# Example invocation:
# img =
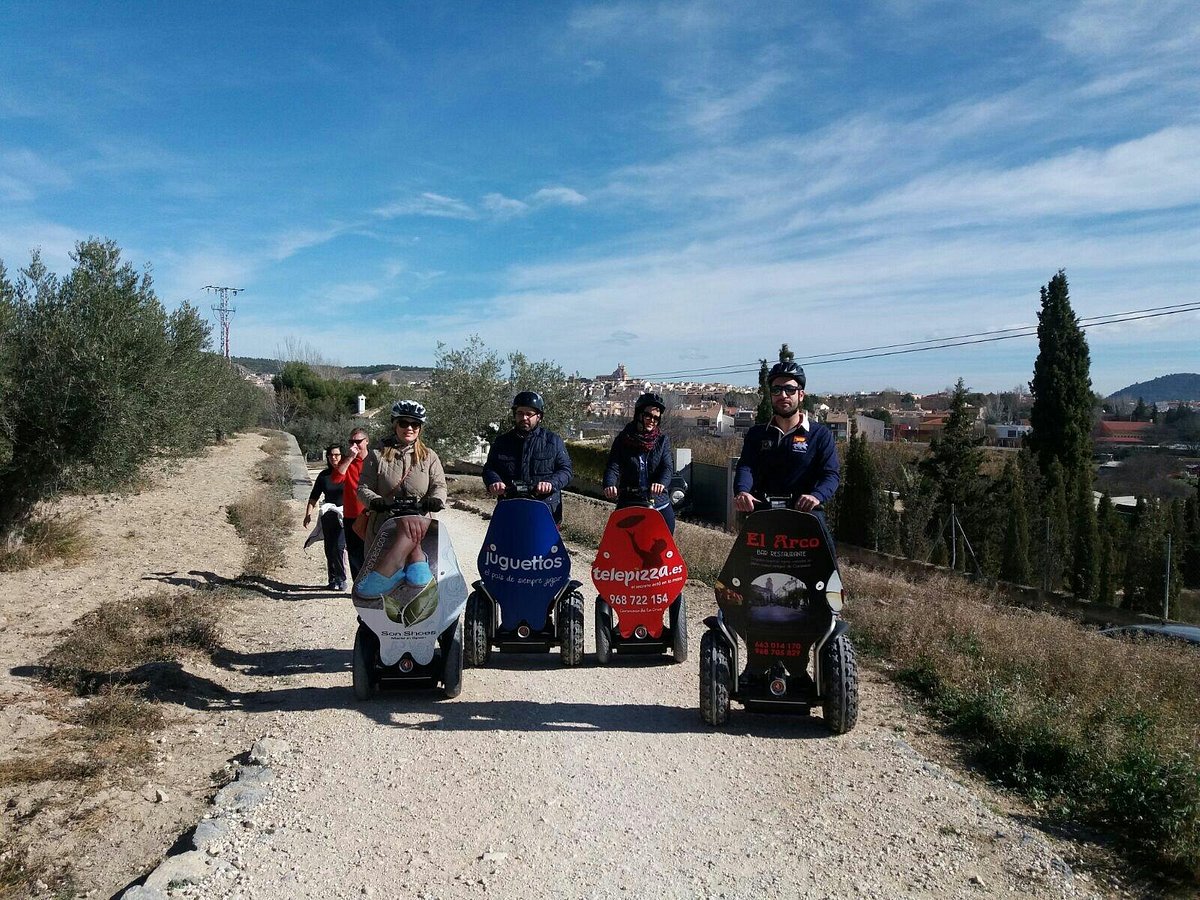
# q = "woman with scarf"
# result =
<box><xmin>602</xmin><ymin>392</ymin><xmax>676</xmax><ymax>533</ymax></box>
<box><xmin>355</xmin><ymin>400</ymin><xmax>448</xmax><ymax>598</ymax></box>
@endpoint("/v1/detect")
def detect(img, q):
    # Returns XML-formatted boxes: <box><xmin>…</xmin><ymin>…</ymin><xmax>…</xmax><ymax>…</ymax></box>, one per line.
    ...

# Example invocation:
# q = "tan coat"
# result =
<box><xmin>357</xmin><ymin>441</ymin><xmax>448</xmax><ymax>548</ymax></box>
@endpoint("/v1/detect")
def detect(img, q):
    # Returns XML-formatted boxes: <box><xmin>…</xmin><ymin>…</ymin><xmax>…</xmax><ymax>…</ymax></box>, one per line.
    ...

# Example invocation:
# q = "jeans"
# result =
<box><xmin>344</xmin><ymin>517</ymin><xmax>365</xmax><ymax>581</ymax></box>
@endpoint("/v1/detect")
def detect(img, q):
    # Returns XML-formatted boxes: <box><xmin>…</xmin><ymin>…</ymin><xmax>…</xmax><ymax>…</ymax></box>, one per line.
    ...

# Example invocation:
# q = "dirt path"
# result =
<box><xmin>1</xmin><ymin>436</ymin><xmax>1119</xmax><ymax>899</ymax></box>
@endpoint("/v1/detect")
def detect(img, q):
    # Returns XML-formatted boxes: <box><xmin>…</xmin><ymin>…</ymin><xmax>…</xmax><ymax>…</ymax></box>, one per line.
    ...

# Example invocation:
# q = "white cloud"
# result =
<box><xmin>0</xmin><ymin>221</ymin><xmax>84</xmax><ymax>275</ymax></box>
<box><xmin>531</xmin><ymin>186</ymin><xmax>587</xmax><ymax>207</ymax></box>
<box><xmin>374</xmin><ymin>192</ymin><xmax>479</xmax><ymax>220</ymax></box>
<box><xmin>482</xmin><ymin>193</ymin><xmax>530</xmax><ymax>217</ymax></box>
<box><xmin>827</xmin><ymin>125</ymin><xmax>1200</xmax><ymax>227</ymax></box>
<box><xmin>578</xmin><ymin>59</ymin><xmax>606</xmax><ymax>81</ymax></box>
<box><xmin>0</xmin><ymin>148</ymin><xmax>72</xmax><ymax>202</ymax></box>
<box><xmin>671</xmin><ymin>70</ymin><xmax>791</xmax><ymax>137</ymax></box>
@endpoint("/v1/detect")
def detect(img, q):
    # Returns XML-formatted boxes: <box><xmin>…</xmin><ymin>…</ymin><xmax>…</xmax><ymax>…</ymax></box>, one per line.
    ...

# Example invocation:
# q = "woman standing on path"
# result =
<box><xmin>303</xmin><ymin>444</ymin><xmax>346</xmax><ymax>590</ymax></box>
<box><xmin>330</xmin><ymin>427</ymin><xmax>370</xmax><ymax>580</ymax></box>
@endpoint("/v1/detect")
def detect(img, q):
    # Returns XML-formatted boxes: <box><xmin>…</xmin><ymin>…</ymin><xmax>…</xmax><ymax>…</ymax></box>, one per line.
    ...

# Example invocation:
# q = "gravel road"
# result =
<box><xmin>183</xmin><ymin>505</ymin><xmax>1101</xmax><ymax>900</ymax></box>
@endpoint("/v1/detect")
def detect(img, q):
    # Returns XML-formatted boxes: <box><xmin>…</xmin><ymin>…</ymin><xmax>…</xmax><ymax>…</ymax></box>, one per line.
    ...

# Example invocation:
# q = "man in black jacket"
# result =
<box><xmin>484</xmin><ymin>391</ymin><xmax>573</xmax><ymax>524</ymax></box>
<box><xmin>734</xmin><ymin>361</ymin><xmax>840</xmax><ymax>520</ymax></box>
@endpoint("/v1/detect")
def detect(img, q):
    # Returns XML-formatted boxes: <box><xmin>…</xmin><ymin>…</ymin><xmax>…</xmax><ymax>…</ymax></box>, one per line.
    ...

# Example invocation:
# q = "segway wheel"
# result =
<box><xmin>699</xmin><ymin>630</ymin><xmax>731</xmax><ymax>726</ymax></box>
<box><xmin>463</xmin><ymin>590</ymin><xmax>491</xmax><ymax>668</ymax></box>
<box><xmin>594</xmin><ymin>597</ymin><xmax>613</xmax><ymax>665</ymax></box>
<box><xmin>669</xmin><ymin>594</ymin><xmax>688</xmax><ymax>663</ymax></box>
<box><xmin>821</xmin><ymin>633</ymin><xmax>860</xmax><ymax>735</ymax></box>
<box><xmin>351</xmin><ymin>624</ymin><xmax>377</xmax><ymax>701</ymax></box>
<box><xmin>558</xmin><ymin>590</ymin><xmax>585</xmax><ymax>667</ymax></box>
<box><xmin>440</xmin><ymin>616</ymin><xmax>464</xmax><ymax>699</ymax></box>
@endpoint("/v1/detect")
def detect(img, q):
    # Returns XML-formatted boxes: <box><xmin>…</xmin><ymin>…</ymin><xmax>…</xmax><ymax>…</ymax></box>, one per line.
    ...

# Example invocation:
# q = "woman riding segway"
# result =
<box><xmin>603</xmin><ymin>392</ymin><xmax>676</xmax><ymax>532</ymax></box>
<box><xmin>356</xmin><ymin>400</ymin><xmax>447</xmax><ymax>597</ymax></box>
<box><xmin>593</xmin><ymin>392</ymin><xmax>688</xmax><ymax>663</ymax></box>
<box><xmin>349</xmin><ymin>400</ymin><xmax>465</xmax><ymax>700</ymax></box>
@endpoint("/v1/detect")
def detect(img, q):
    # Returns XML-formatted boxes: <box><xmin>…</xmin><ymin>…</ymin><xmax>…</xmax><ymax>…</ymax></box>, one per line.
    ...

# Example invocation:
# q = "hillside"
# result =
<box><xmin>1109</xmin><ymin>372</ymin><xmax>1200</xmax><ymax>402</ymax></box>
<box><xmin>230</xmin><ymin>357</ymin><xmax>430</xmax><ymax>381</ymax></box>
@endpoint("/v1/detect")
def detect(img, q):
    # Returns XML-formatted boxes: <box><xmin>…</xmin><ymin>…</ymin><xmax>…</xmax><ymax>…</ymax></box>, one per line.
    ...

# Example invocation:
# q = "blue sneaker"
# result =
<box><xmin>356</xmin><ymin>569</ymin><xmax>406</xmax><ymax>598</ymax></box>
<box><xmin>404</xmin><ymin>560</ymin><xmax>433</xmax><ymax>586</ymax></box>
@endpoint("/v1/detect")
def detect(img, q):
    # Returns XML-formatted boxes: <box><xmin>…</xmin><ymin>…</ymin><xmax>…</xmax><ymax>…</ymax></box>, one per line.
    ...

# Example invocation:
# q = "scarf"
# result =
<box><xmin>620</xmin><ymin>421</ymin><xmax>659</xmax><ymax>454</ymax></box>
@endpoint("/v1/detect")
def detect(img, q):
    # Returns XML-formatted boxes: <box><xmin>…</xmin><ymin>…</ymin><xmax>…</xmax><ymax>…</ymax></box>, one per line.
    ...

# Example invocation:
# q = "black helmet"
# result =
<box><xmin>767</xmin><ymin>360</ymin><xmax>805</xmax><ymax>390</ymax></box>
<box><xmin>512</xmin><ymin>390</ymin><xmax>545</xmax><ymax>414</ymax></box>
<box><xmin>635</xmin><ymin>392</ymin><xmax>665</xmax><ymax>415</ymax></box>
<box><xmin>391</xmin><ymin>399</ymin><xmax>427</xmax><ymax>423</ymax></box>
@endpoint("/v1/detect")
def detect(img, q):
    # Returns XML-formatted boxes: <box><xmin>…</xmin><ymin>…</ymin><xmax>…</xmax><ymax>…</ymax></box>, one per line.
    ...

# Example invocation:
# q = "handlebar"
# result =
<box><xmin>385</xmin><ymin>496</ymin><xmax>444</xmax><ymax>516</ymax></box>
<box><xmin>504</xmin><ymin>481</ymin><xmax>545</xmax><ymax>499</ymax></box>
<box><xmin>616</xmin><ymin>488</ymin><xmax>656</xmax><ymax>507</ymax></box>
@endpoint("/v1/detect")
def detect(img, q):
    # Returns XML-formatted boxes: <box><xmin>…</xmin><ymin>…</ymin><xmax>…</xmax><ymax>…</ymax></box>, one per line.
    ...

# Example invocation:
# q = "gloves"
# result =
<box><xmin>369</xmin><ymin>496</ymin><xmax>390</xmax><ymax>512</ymax></box>
<box><xmin>422</xmin><ymin>497</ymin><xmax>445</xmax><ymax>512</ymax></box>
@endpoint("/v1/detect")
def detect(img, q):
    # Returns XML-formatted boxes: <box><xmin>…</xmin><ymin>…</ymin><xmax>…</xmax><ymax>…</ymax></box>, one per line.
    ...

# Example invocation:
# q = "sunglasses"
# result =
<box><xmin>641</xmin><ymin>412</ymin><xmax>662</xmax><ymax>422</ymax></box>
<box><xmin>394</xmin><ymin>419</ymin><xmax>422</xmax><ymax>429</ymax></box>
<box><xmin>770</xmin><ymin>385</ymin><xmax>800</xmax><ymax>395</ymax></box>
<box><xmin>351</xmin><ymin>437</ymin><xmax>367</xmax><ymax>445</ymax></box>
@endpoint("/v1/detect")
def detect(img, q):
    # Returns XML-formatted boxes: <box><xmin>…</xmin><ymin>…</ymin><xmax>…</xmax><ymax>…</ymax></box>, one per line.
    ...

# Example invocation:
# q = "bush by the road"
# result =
<box><xmin>846</xmin><ymin>567</ymin><xmax>1200</xmax><ymax>877</ymax></box>
<box><xmin>0</xmin><ymin>240</ymin><xmax>263</xmax><ymax>542</ymax></box>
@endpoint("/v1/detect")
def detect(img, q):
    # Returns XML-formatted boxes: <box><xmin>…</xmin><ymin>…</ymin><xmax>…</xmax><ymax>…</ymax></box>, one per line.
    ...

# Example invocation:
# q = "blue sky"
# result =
<box><xmin>1</xmin><ymin>1</ymin><xmax>1197</xmax><ymax>395</ymax></box>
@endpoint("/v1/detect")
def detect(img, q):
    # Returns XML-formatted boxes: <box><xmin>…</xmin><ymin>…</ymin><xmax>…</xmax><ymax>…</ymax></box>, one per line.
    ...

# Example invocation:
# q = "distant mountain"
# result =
<box><xmin>1108</xmin><ymin>373</ymin><xmax>1200</xmax><ymax>403</ymax></box>
<box><xmin>229</xmin><ymin>358</ymin><xmax>427</xmax><ymax>379</ymax></box>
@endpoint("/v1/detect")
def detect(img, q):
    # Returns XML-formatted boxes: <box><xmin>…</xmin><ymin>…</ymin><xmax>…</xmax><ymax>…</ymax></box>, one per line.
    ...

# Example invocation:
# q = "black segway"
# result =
<box><xmin>699</xmin><ymin>496</ymin><xmax>858</xmax><ymax>733</ymax></box>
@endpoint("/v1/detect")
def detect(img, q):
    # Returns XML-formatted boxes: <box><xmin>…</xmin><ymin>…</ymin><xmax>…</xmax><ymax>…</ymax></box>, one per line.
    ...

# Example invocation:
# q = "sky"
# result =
<box><xmin>1</xmin><ymin>1</ymin><xmax>1197</xmax><ymax>395</ymax></box>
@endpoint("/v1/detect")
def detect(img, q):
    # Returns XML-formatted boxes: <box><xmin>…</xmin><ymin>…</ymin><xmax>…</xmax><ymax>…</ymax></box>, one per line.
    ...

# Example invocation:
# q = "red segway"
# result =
<box><xmin>591</xmin><ymin>491</ymin><xmax>689</xmax><ymax>664</ymax></box>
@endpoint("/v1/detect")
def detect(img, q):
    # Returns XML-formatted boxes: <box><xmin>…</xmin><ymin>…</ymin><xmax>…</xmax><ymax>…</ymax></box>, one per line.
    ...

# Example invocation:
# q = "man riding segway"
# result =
<box><xmin>700</xmin><ymin>358</ymin><xmax>859</xmax><ymax>732</ymax></box>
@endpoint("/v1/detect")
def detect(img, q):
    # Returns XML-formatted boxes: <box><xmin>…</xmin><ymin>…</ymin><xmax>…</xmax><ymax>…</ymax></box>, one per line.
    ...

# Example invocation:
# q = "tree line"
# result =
<box><xmin>832</xmin><ymin>271</ymin><xmax>1200</xmax><ymax>612</ymax></box>
<box><xmin>0</xmin><ymin>240</ymin><xmax>263</xmax><ymax>542</ymax></box>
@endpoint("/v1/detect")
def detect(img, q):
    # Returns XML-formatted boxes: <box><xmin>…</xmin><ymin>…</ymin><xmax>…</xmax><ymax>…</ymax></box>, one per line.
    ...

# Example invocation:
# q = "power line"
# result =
<box><xmin>636</xmin><ymin>300</ymin><xmax>1200</xmax><ymax>381</ymax></box>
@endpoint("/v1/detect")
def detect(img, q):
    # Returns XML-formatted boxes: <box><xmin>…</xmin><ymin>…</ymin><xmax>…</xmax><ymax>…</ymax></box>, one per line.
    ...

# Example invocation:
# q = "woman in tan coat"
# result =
<box><xmin>355</xmin><ymin>400</ymin><xmax>448</xmax><ymax>597</ymax></box>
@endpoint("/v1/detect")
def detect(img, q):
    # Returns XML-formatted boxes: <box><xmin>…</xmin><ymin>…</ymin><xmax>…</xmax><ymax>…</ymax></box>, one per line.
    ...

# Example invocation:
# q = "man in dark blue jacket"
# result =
<box><xmin>734</xmin><ymin>361</ymin><xmax>839</xmax><ymax>517</ymax></box>
<box><xmin>484</xmin><ymin>391</ymin><xmax>574</xmax><ymax>524</ymax></box>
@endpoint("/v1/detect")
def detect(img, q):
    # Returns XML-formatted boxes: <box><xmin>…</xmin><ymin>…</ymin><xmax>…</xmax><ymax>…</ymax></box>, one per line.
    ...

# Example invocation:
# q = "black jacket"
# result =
<box><xmin>483</xmin><ymin>425</ymin><xmax>573</xmax><ymax>513</ymax></box>
<box><xmin>602</xmin><ymin>428</ymin><xmax>673</xmax><ymax>500</ymax></box>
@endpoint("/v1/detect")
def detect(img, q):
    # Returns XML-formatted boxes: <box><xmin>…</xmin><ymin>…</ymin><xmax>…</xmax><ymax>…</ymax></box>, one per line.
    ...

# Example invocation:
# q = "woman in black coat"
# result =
<box><xmin>602</xmin><ymin>392</ymin><xmax>676</xmax><ymax>532</ymax></box>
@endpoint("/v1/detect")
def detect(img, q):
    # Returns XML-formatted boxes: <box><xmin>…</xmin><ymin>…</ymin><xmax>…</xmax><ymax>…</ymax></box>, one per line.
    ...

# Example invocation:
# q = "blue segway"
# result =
<box><xmin>699</xmin><ymin>497</ymin><xmax>859</xmax><ymax>733</ymax></box>
<box><xmin>463</xmin><ymin>483</ymin><xmax>585</xmax><ymax>667</ymax></box>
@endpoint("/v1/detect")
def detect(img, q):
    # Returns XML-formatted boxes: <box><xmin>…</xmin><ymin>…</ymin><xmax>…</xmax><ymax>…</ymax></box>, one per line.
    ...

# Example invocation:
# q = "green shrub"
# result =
<box><xmin>567</xmin><ymin>442</ymin><xmax>608</xmax><ymax>485</ymax></box>
<box><xmin>0</xmin><ymin>240</ymin><xmax>261</xmax><ymax>539</ymax></box>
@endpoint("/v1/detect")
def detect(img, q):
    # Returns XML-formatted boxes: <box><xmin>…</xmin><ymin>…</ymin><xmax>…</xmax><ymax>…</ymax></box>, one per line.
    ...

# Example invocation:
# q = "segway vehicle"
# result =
<box><xmin>699</xmin><ymin>497</ymin><xmax>858</xmax><ymax>733</ymax></box>
<box><xmin>591</xmin><ymin>490</ymin><xmax>689</xmax><ymax>664</ymax></box>
<box><xmin>350</xmin><ymin>499</ymin><xmax>467</xmax><ymax>700</ymax></box>
<box><xmin>463</xmin><ymin>482</ymin><xmax>585</xmax><ymax>667</ymax></box>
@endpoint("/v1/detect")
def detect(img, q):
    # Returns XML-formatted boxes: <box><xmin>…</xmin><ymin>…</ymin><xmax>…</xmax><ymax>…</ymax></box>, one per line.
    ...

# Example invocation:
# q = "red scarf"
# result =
<box><xmin>620</xmin><ymin>421</ymin><xmax>659</xmax><ymax>454</ymax></box>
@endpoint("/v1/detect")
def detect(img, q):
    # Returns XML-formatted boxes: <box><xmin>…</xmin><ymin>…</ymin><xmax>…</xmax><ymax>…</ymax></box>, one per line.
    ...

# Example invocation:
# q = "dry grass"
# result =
<box><xmin>223</xmin><ymin>434</ymin><xmax>294</xmax><ymax>576</ymax></box>
<box><xmin>0</xmin><ymin>513</ymin><xmax>91</xmax><ymax>572</ymax></box>
<box><xmin>39</xmin><ymin>591</ymin><xmax>224</xmax><ymax>694</ymax></box>
<box><xmin>446</xmin><ymin>475</ymin><xmax>492</xmax><ymax>500</ymax></box>
<box><xmin>227</xmin><ymin>487</ymin><xmax>289</xmax><ymax>576</ymax></box>
<box><xmin>0</xmin><ymin>591</ymin><xmax>225</xmax><ymax>895</ymax></box>
<box><xmin>844</xmin><ymin>566</ymin><xmax>1200</xmax><ymax>876</ymax></box>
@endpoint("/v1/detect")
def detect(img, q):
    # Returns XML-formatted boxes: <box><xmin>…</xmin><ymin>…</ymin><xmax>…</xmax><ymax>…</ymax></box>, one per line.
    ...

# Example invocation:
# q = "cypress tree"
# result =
<box><xmin>837</xmin><ymin>425</ymin><xmax>879</xmax><ymax>548</ymax></box>
<box><xmin>755</xmin><ymin>359</ymin><xmax>771</xmax><ymax>423</ymax></box>
<box><xmin>1028</xmin><ymin>270</ymin><xmax>1094</xmax><ymax>481</ymax></box>
<box><xmin>1069</xmin><ymin>468</ymin><xmax>1099</xmax><ymax>601</ymax></box>
<box><xmin>999</xmin><ymin>457</ymin><xmax>1031</xmax><ymax>584</ymax></box>
<box><xmin>1040</xmin><ymin>458</ymin><xmax>1069</xmax><ymax>591</ymax></box>
<box><xmin>1095</xmin><ymin>494</ymin><xmax>1115</xmax><ymax>605</ymax></box>
<box><xmin>1184</xmin><ymin>482</ymin><xmax>1200</xmax><ymax>589</ymax></box>
<box><xmin>921</xmin><ymin>378</ymin><xmax>984</xmax><ymax>513</ymax></box>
